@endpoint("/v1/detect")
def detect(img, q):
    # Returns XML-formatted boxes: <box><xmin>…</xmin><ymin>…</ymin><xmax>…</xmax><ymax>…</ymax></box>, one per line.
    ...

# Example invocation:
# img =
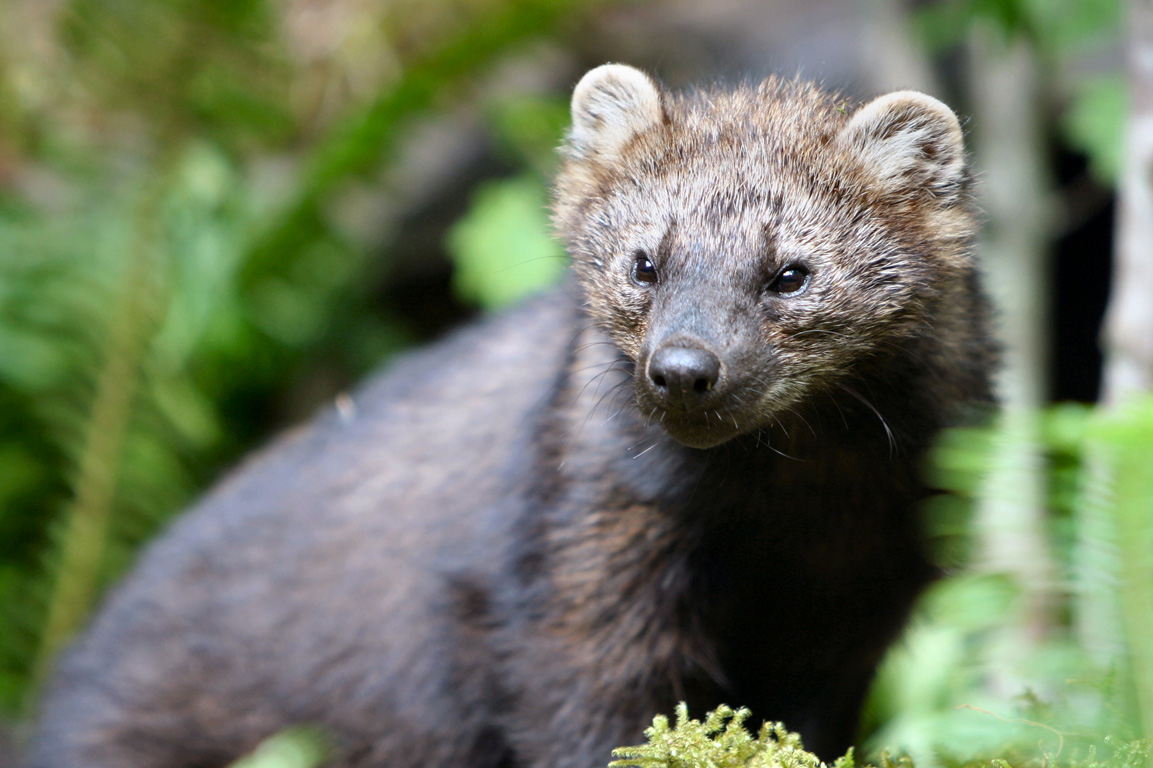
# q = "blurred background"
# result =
<box><xmin>0</xmin><ymin>0</ymin><xmax>1147</xmax><ymax>765</ymax></box>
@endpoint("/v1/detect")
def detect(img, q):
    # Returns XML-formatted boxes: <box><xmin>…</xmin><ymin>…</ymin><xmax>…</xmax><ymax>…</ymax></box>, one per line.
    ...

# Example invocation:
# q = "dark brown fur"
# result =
<box><xmin>25</xmin><ymin>68</ymin><xmax>995</xmax><ymax>768</ymax></box>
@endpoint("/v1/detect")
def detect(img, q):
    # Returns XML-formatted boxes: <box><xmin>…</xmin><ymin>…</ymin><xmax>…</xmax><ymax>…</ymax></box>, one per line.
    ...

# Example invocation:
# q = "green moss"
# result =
<box><xmin>610</xmin><ymin>704</ymin><xmax>866</xmax><ymax>768</ymax></box>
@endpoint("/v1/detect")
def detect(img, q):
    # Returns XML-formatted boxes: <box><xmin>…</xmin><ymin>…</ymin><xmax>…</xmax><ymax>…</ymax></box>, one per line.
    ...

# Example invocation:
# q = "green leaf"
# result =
<box><xmin>445</xmin><ymin>175</ymin><xmax>566</xmax><ymax>310</ymax></box>
<box><xmin>226</xmin><ymin>727</ymin><xmax>329</xmax><ymax>768</ymax></box>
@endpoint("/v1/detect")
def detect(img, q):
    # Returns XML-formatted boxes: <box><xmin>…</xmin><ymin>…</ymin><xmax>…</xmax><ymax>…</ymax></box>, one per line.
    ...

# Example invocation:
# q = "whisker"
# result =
<box><xmin>836</xmin><ymin>382</ymin><xmax>897</xmax><ymax>456</ymax></box>
<box><xmin>633</xmin><ymin>441</ymin><xmax>660</xmax><ymax>459</ymax></box>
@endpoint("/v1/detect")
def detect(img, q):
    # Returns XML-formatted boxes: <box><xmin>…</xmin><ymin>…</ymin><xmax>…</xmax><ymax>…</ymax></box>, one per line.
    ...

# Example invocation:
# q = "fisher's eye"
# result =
<box><xmin>768</xmin><ymin>264</ymin><xmax>810</xmax><ymax>296</ymax></box>
<box><xmin>631</xmin><ymin>251</ymin><xmax>658</xmax><ymax>285</ymax></box>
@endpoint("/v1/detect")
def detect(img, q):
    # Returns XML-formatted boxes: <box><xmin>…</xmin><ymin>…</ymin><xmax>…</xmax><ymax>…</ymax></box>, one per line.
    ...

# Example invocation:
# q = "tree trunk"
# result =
<box><xmin>1101</xmin><ymin>0</ymin><xmax>1153</xmax><ymax>403</ymax></box>
<box><xmin>967</xmin><ymin>25</ymin><xmax>1059</xmax><ymax>686</ymax></box>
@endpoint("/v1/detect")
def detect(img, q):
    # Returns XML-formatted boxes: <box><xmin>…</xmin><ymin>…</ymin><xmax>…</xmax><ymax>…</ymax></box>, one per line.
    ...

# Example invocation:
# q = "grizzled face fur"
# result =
<box><xmin>553</xmin><ymin>64</ymin><xmax>978</xmax><ymax>449</ymax></box>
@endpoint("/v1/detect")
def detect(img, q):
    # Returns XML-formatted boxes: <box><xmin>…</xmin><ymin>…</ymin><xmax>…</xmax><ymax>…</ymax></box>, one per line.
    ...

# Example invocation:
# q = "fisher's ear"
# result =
<box><xmin>838</xmin><ymin>91</ymin><xmax>967</xmax><ymax>201</ymax></box>
<box><xmin>568</xmin><ymin>64</ymin><xmax>664</xmax><ymax>162</ymax></box>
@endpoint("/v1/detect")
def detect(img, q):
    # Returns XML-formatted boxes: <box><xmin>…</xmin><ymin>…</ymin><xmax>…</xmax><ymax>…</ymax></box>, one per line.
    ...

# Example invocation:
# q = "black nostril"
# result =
<box><xmin>648</xmin><ymin>345</ymin><xmax>721</xmax><ymax>403</ymax></box>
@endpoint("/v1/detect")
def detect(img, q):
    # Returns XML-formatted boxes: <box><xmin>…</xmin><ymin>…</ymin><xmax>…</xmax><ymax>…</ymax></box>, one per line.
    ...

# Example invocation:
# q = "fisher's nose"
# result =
<box><xmin>647</xmin><ymin>344</ymin><xmax>722</xmax><ymax>407</ymax></box>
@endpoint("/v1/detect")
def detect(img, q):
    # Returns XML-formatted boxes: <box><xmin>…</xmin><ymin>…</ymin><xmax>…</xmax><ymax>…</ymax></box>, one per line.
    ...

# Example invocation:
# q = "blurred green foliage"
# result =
<box><xmin>0</xmin><ymin>0</ymin><xmax>595</xmax><ymax>715</ymax></box>
<box><xmin>913</xmin><ymin>0</ymin><xmax>1124</xmax><ymax>184</ymax></box>
<box><xmin>913</xmin><ymin>0</ymin><xmax>1120</xmax><ymax>54</ymax></box>
<box><xmin>864</xmin><ymin>398</ymin><xmax>1153</xmax><ymax>766</ymax></box>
